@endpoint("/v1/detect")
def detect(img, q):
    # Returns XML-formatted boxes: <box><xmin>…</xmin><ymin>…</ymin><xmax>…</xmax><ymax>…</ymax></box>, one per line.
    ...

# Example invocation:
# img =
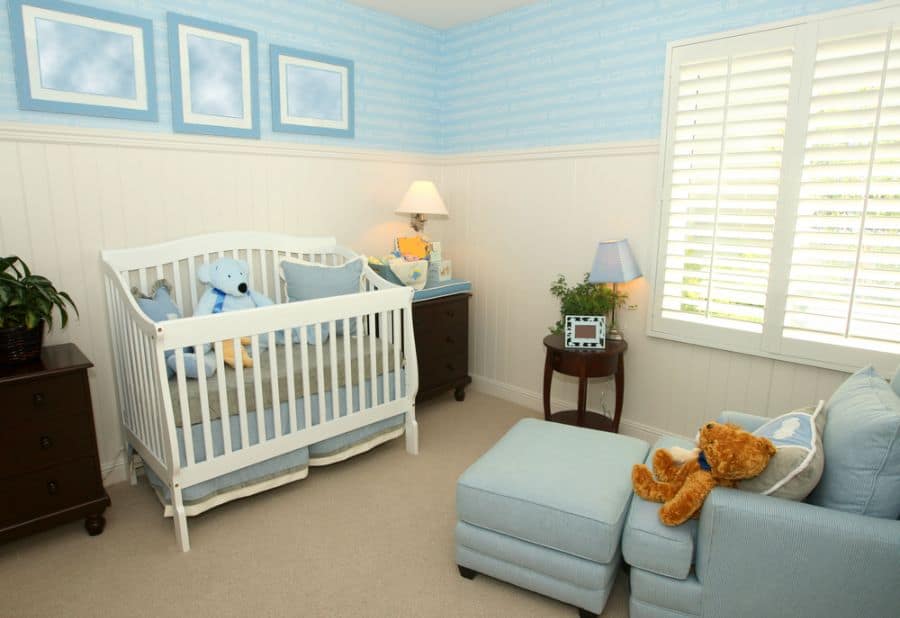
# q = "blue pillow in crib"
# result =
<box><xmin>132</xmin><ymin>281</ymin><xmax>215</xmax><ymax>379</ymax></box>
<box><xmin>280</xmin><ymin>257</ymin><xmax>364</xmax><ymax>337</ymax></box>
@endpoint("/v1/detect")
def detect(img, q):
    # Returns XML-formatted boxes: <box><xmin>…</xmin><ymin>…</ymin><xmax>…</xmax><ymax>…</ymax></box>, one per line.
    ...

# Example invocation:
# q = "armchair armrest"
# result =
<box><xmin>716</xmin><ymin>410</ymin><xmax>768</xmax><ymax>432</ymax></box>
<box><xmin>696</xmin><ymin>488</ymin><xmax>900</xmax><ymax>617</ymax></box>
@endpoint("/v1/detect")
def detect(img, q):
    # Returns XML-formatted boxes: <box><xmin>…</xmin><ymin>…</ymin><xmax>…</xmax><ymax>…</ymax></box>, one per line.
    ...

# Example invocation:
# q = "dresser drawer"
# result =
<box><xmin>413</xmin><ymin>296</ymin><xmax>468</xmax><ymax>340</ymax></box>
<box><xmin>0</xmin><ymin>416</ymin><xmax>96</xmax><ymax>479</ymax></box>
<box><xmin>0</xmin><ymin>457</ymin><xmax>102</xmax><ymax>527</ymax></box>
<box><xmin>0</xmin><ymin>373</ymin><xmax>88</xmax><ymax>429</ymax></box>
<box><xmin>419</xmin><ymin>352</ymin><xmax>468</xmax><ymax>391</ymax></box>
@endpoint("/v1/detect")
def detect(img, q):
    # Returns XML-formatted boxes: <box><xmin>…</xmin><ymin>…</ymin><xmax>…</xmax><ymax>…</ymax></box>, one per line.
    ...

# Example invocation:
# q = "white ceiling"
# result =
<box><xmin>346</xmin><ymin>0</ymin><xmax>538</xmax><ymax>29</ymax></box>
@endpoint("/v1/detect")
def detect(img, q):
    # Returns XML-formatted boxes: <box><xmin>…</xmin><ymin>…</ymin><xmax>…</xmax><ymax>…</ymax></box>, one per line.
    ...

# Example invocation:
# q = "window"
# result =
<box><xmin>652</xmin><ymin>3</ymin><xmax>900</xmax><ymax>375</ymax></box>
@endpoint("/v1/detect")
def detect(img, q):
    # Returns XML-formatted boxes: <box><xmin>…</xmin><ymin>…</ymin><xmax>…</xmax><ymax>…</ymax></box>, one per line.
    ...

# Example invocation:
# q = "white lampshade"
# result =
<box><xmin>396</xmin><ymin>181</ymin><xmax>448</xmax><ymax>216</ymax></box>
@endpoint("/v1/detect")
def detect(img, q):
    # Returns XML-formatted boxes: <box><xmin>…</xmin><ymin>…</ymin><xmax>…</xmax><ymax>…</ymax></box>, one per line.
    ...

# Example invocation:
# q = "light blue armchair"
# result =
<box><xmin>623</xmin><ymin>367</ymin><xmax>900</xmax><ymax>618</ymax></box>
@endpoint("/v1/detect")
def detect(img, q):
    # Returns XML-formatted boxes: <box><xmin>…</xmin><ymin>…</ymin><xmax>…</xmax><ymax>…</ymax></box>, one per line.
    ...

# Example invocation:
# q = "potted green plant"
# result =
<box><xmin>0</xmin><ymin>256</ymin><xmax>78</xmax><ymax>365</ymax></box>
<box><xmin>549</xmin><ymin>273</ymin><xmax>627</xmax><ymax>335</ymax></box>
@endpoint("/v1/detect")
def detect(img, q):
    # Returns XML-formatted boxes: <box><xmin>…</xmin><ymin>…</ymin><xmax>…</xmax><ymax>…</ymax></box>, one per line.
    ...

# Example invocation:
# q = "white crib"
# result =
<box><xmin>101</xmin><ymin>232</ymin><xmax>419</xmax><ymax>551</ymax></box>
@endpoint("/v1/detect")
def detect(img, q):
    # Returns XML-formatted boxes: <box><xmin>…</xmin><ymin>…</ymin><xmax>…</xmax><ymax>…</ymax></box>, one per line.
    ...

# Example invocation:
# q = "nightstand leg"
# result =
<box><xmin>576</xmin><ymin>372</ymin><xmax>588</xmax><ymax>427</ymax></box>
<box><xmin>613</xmin><ymin>353</ymin><xmax>625</xmax><ymax>433</ymax></box>
<box><xmin>542</xmin><ymin>349</ymin><xmax>554</xmax><ymax>420</ymax></box>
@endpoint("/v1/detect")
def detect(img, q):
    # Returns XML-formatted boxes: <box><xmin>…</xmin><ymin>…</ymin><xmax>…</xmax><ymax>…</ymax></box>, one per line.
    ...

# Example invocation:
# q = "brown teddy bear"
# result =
<box><xmin>632</xmin><ymin>422</ymin><xmax>776</xmax><ymax>526</ymax></box>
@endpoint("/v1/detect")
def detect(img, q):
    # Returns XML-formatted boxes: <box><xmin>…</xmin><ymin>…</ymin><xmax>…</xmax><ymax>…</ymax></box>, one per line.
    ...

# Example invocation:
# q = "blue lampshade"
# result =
<box><xmin>589</xmin><ymin>239</ymin><xmax>642</xmax><ymax>284</ymax></box>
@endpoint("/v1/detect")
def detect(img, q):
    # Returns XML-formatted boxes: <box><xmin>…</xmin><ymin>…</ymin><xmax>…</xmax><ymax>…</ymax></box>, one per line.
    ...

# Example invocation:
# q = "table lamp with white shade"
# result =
<box><xmin>396</xmin><ymin>180</ymin><xmax>448</xmax><ymax>234</ymax></box>
<box><xmin>588</xmin><ymin>239</ymin><xmax>642</xmax><ymax>340</ymax></box>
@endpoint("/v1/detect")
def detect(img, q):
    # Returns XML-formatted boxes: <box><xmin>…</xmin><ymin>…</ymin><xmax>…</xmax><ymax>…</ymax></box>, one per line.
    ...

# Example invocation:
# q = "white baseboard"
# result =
<box><xmin>469</xmin><ymin>374</ymin><xmax>683</xmax><ymax>445</ymax></box>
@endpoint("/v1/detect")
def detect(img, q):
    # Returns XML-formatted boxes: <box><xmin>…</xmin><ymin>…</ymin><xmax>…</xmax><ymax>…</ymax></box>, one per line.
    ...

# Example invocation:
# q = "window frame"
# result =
<box><xmin>648</xmin><ymin>0</ymin><xmax>900</xmax><ymax>377</ymax></box>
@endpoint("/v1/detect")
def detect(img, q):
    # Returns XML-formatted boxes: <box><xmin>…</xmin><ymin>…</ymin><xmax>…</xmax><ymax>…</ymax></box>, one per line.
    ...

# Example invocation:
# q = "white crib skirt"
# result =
<box><xmin>144</xmin><ymin>372</ymin><xmax>406</xmax><ymax>515</ymax></box>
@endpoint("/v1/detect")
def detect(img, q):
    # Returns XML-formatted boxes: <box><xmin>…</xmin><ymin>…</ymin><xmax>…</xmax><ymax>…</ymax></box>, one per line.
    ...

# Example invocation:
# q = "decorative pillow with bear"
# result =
<box><xmin>738</xmin><ymin>400</ymin><xmax>825</xmax><ymax>501</ymax></box>
<box><xmin>132</xmin><ymin>280</ymin><xmax>215</xmax><ymax>379</ymax></box>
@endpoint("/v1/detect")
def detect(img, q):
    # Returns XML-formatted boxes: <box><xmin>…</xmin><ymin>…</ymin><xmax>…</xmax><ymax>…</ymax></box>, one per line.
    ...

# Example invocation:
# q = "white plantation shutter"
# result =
<box><xmin>653</xmin><ymin>5</ymin><xmax>900</xmax><ymax>374</ymax></box>
<box><xmin>656</xmin><ymin>28</ymin><xmax>797</xmax><ymax>347</ymax></box>
<box><xmin>784</xmin><ymin>27</ymin><xmax>900</xmax><ymax>355</ymax></box>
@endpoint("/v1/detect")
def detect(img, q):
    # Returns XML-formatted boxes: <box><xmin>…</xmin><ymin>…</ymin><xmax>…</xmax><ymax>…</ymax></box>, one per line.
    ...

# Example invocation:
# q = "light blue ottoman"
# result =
<box><xmin>455</xmin><ymin>418</ymin><xmax>649</xmax><ymax>616</ymax></box>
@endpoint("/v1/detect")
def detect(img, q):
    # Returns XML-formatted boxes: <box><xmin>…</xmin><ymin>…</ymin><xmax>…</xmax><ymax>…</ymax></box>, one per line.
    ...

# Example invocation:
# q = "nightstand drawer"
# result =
<box><xmin>0</xmin><ymin>457</ymin><xmax>102</xmax><ymax>527</ymax></box>
<box><xmin>413</xmin><ymin>296</ymin><xmax>468</xmax><ymax>334</ymax></box>
<box><xmin>0</xmin><ymin>416</ymin><xmax>95</xmax><ymax>479</ymax></box>
<box><xmin>0</xmin><ymin>373</ymin><xmax>88</xmax><ymax>429</ymax></box>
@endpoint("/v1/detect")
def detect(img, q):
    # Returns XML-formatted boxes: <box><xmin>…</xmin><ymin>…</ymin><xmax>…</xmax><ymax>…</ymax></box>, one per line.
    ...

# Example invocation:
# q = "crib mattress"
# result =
<box><xmin>169</xmin><ymin>334</ymin><xmax>397</xmax><ymax>427</ymax></box>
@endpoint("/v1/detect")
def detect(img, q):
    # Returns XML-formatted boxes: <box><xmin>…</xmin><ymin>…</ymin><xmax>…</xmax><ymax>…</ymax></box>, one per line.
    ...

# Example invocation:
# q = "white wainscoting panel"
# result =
<box><xmin>0</xmin><ymin>123</ymin><xmax>439</xmax><ymax>484</ymax></box>
<box><xmin>440</xmin><ymin>143</ymin><xmax>852</xmax><ymax>440</ymax></box>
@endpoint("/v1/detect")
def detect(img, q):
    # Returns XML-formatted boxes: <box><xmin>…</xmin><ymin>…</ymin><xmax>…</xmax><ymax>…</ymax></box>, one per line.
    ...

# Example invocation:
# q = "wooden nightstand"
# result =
<box><xmin>412</xmin><ymin>292</ymin><xmax>472</xmax><ymax>402</ymax></box>
<box><xmin>542</xmin><ymin>334</ymin><xmax>627</xmax><ymax>433</ymax></box>
<box><xmin>0</xmin><ymin>344</ymin><xmax>110</xmax><ymax>543</ymax></box>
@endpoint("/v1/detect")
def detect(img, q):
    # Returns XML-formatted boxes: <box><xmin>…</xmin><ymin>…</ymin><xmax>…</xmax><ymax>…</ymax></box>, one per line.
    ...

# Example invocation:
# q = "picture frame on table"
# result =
<box><xmin>168</xmin><ymin>13</ymin><xmax>259</xmax><ymax>138</ymax></box>
<box><xmin>565</xmin><ymin>315</ymin><xmax>606</xmax><ymax>349</ymax></box>
<box><xmin>8</xmin><ymin>0</ymin><xmax>157</xmax><ymax>121</ymax></box>
<box><xmin>270</xmin><ymin>45</ymin><xmax>354</xmax><ymax>138</ymax></box>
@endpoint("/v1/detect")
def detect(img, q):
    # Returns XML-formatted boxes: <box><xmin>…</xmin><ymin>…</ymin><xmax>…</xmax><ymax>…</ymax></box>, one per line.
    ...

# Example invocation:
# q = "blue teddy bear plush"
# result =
<box><xmin>194</xmin><ymin>258</ymin><xmax>325</xmax><ymax>364</ymax></box>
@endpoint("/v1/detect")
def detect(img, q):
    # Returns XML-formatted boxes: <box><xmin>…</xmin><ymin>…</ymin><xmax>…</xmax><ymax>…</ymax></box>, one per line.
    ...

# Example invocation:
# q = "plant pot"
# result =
<box><xmin>0</xmin><ymin>322</ymin><xmax>44</xmax><ymax>366</ymax></box>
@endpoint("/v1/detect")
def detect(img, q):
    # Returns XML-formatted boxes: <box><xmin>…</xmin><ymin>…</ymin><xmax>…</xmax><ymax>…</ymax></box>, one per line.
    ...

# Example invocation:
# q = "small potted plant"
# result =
<box><xmin>0</xmin><ymin>256</ymin><xmax>78</xmax><ymax>365</ymax></box>
<box><xmin>549</xmin><ymin>273</ymin><xmax>628</xmax><ymax>335</ymax></box>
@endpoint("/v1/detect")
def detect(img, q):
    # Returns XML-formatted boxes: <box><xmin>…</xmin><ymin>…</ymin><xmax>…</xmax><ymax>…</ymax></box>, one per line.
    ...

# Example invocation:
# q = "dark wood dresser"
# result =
<box><xmin>412</xmin><ymin>292</ymin><xmax>471</xmax><ymax>402</ymax></box>
<box><xmin>0</xmin><ymin>343</ymin><xmax>110</xmax><ymax>543</ymax></box>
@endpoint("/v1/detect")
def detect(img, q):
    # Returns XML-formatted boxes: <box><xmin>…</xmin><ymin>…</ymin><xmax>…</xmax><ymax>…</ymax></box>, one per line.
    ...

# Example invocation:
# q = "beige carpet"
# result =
<box><xmin>0</xmin><ymin>392</ymin><xmax>630</xmax><ymax>617</ymax></box>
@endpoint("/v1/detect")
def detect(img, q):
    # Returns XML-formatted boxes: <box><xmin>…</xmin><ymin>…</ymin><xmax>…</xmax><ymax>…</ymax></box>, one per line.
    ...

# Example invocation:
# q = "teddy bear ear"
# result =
<box><xmin>197</xmin><ymin>263</ymin><xmax>211</xmax><ymax>284</ymax></box>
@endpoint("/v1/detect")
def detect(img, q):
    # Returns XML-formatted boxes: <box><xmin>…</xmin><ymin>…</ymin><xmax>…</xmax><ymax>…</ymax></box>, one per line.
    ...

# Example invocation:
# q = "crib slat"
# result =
<box><xmin>233</xmin><ymin>338</ymin><xmax>251</xmax><ymax>447</ymax></box>
<box><xmin>250</xmin><ymin>335</ymin><xmax>265</xmax><ymax>442</ymax></box>
<box><xmin>195</xmin><ymin>341</ymin><xmax>214</xmax><ymax>460</ymax></box>
<box><xmin>272</xmin><ymin>251</ymin><xmax>282</xmax><ymax>303</ymax></box>
<box><xmin>245</xmin><ymin>248</ymin><xmax>255</xmax><ymax>290</ymax></box>
<box><xmin>124</xmin><ymin>319</ymin><xmax>149</xmax><ymax>452</ymax></box>
<box><xmin>267</xmin><ymin>331</ymin><xmax>282</xmax><ymax>439</ymax></box>
<box><xmin>138</xmin><ymin>332</ymin><xmax>162</xmax><ymax>457</ymax></box>
<box><xmin>257</xmin><ymin>249</ymin><xmax>269</xmax><ymax>297</ymax></box>
<box><xmin>284</xmin><ymin>328</ymin><xmax>297</xmax><ymax>434</ymax></box>
<box><xmin>188</xmin><ymin>258</ymin><xmax>198</xmax><ymax>311</ymax></box>
<box><xmin>356</xmin><ymin>316</ymin><xmax>365</xmax><ymax>413</ymax></box>
<box><xmin>174</xmin><ymin>349</ymin><xmax>196</xmax><ymax>465</ymax></box>
<box><xmin>393</xmin><ymin>309</ymin><xmax>402</xmax><ymax>401</ymax></box>
<box><xmin>343</xmin><ymin>319</ymin><xmax>352</xmax><ymax>417</ymax></box>
<box><xmin>381</xmin><ymin>311</ymin><xmax>390</xmax><ymax>403</ymax></box>
<box><xmin>214</xmin><ymin>341</ymin><xmax>232</xmax><ymax>453</ymax></box>
<box><xmin>369</xmin><ymin>313</ymin><xmax>378</xmax><ymax>406</ymax></box>
<box><xmin>138</xmin><ymin>268</ymin><xmax>148</xmax><ymax>294</ymax></box>
<box><xmin>314</xmin><ymin>325</ymin><xmax>326</xmax><ymax>425</ymax></box>
<box><xmin>299</xmin><ymin>325</ymin><xmax>313</xmax><ymax>431</ymax></box>
<box><xmin>328</xmin><ymin>320</ymin><xmax>338</xmax><ymax>422</ymax></box>
<box><xmin>172</xmin><ymin>260</ymin><xmax>183</xmax><ymax>309</ymax></box>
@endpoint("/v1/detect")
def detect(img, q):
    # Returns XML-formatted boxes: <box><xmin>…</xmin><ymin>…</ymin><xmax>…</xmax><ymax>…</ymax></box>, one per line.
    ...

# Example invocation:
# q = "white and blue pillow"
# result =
<box><xmin>280</xmin><ymin>257</ymin><xmax>364</xmax><ymax>337</ymax></box>
<box><xmin>739</xmin><ymin>401</ymin><xmax>825</xmax><ymax>501</ymax></box>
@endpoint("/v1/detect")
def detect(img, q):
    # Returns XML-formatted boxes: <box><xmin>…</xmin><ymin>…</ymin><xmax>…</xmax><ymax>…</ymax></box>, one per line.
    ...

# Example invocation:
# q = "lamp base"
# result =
<box><xmin>409</xmin><ymin>213</ymin><xmax>427</xmax><ymax>233</ymax></box>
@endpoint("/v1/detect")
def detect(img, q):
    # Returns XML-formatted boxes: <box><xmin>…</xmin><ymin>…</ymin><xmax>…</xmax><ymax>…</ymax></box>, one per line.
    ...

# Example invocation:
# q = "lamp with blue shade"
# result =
<box><xmin>588</xmin><ymin>239</ymin><xmax>641</xmax><ymax>339</ymax></box>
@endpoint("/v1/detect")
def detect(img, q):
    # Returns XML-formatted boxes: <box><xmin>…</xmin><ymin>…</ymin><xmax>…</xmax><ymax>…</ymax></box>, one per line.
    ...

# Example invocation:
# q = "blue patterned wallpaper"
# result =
<box><xmin>0</xmin><ymin>0</ymin><xmax>442</xmax><ymax>152</ymax></box>
<box><xmin>439</xmin><ymin>0</ymin><xmax>872</xmax><ymax>153</ymax></box>
<box><xmin>0</xmin><ymin>0</ymin><xmax>877</xmax><ymax>153</ymax></box>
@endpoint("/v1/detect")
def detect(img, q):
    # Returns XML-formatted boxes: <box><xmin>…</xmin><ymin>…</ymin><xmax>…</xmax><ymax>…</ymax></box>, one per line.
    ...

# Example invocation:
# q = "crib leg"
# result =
<box><xmin>405</xmin><ymin>408</ymin><xmax>419</xmax><ymax>455</ymax></box>
<box><xmin>172</xmin><ymin>485</ymin><xmax>190</xmax><ymax>552</ymax></box>
<box><xmin>123</xmin><ymin>444</ymin><xmax>137</xmax><ymax>486</ymax></box>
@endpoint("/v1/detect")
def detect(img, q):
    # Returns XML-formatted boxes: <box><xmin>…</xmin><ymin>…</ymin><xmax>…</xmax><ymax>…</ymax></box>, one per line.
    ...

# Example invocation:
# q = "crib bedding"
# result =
<box><xmin>146</xmin><ymin>373</ymin><xmax>406</xmax><ymax>513</ymax></box>
<box><xmin>168</xmin><ymin>334</ymin><xmax>397</xmax><ymax>427</ymax></box>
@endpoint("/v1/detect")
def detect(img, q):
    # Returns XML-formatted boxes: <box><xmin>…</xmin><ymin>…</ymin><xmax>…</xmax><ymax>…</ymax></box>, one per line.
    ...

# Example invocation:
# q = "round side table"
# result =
<box><xmin>542</xmin><ymin>333</ymin><xmax>627</xmax><ymax>432</ymax></box>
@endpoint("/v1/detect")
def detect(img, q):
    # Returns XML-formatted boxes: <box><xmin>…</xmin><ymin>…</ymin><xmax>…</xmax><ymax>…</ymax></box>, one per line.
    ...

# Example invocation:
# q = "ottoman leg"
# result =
<box><xmin>578</xmin><ymin>609</ymin><xmax>598</xmax><ymax>618</ymax></box>
<box><xmin>458</xmin><ymin>565</ymin><xmax>478</xmax><ymax>580</ymax></box>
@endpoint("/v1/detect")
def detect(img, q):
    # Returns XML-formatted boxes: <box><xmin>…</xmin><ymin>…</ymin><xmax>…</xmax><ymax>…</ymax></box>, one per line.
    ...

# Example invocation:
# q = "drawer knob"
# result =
<box><xmin>47</xmin><ymin>481</ymin><xmax>58</xmax><ymax>495</ymax></box>
<box><xmin>446</xmin><ymin>336</ymin><xmax>455</xmax><ymax>344</ymax></box>
<box><xmin>39</xmin><ymin>435</ymin><xmax>53</xmax><ymax>450</ymax></box>
<box><xmin>33</xmin><ymin>392</ymin><xmax>46</xmax><ymax>407</ymax></box>
<box><xmin>446</xmin><ymin>311</ymin><xmax>455</xmax><ymax>318</ymax></box>
<box><xmin>446</xmin><ymin>363</ymin><xmax>455</xmax><ymax>372</ymax></box>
